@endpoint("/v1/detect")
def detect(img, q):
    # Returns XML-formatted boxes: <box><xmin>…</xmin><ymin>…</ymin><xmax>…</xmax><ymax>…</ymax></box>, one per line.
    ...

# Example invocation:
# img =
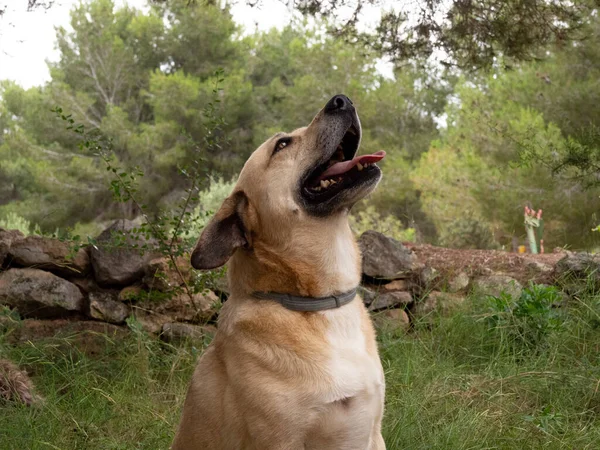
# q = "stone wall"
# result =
<box><xmin>1</xmin><ymin>223</ymin><xmax>599</xmax><ymax>341</ymax></box>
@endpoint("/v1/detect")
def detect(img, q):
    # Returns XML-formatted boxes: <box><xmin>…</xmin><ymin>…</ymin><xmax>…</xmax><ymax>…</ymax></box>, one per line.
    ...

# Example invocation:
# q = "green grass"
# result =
<box><xmin>3</xmin><ymin>286</ymin><xmax>600</xmax><ymax>449</ymax></box>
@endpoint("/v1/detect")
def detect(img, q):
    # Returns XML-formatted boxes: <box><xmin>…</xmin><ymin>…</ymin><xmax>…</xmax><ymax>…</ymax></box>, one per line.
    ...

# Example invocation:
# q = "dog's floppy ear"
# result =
<box><xmin>191</xmin><ymin>190</ymin><xmax>250</xmax><ymax>270</ymax></box>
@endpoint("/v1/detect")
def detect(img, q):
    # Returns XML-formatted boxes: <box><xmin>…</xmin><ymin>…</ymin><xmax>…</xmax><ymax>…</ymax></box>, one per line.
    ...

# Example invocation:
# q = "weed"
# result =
<box><xmin>485</xmin><ymin>284</ymin><xmax>564</xmax><ymax>353</ymax></box>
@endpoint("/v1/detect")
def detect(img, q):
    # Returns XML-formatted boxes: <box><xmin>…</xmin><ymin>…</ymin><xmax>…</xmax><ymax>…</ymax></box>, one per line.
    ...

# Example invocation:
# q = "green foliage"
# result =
<box><xmin>189</xmin><ymin>177</ymin><xmax>237</xmax><ymax>234</ymax></box>
<box><xmin>485</xmin><ymin>284</ymin><xmax>564</xmax><ymax>352</ymax></box>
<box><xmin>438</xmin><ymin>214</ymin><xmax>497</xmax><ymax>250</ymax></box>
<box><xmin>514</xmin><ymin>18</ymin><xmax>600</xmax><ymax>190</ymax></box>
<box><xmin>413</xmin><ymin>39</ymin><xmax>600</xmax><ymax>249</ymax></box>
<box><xmin>0</xmin><ymin>212</ymin><xmax>31</xmax><ymax>236</ymax></box>
<box><xmin>523</xmin><ymin>405</ymin><xmax>566</xmax><ymax>435</ymax></box>
<box><xmin>349</xmin><ymin>206</ymin><xmax>416</xmax><ymax>242</ymax></box>
<box><xmin>0</xmin><ymin>3</ymin><xmax>440</xmax><ymax>238</ymax></box>
<box><xmin>1</xmin><ymin>0</ymin><xmax>600</xmax><ymax>252</ymax></box>
<box><xmin>0</xmin><ymin>0</ymin><xmax>243</xmax><ymax>230</ymax></box>
<box><xmin>297</xmin><ymin>0</ymin><xmax>594</xmax><ymax>70</ymax></box>
<box><xmin>50</xmin><ymin>63</ymin><xmax>229</xmax><ymax>315</ymax></box>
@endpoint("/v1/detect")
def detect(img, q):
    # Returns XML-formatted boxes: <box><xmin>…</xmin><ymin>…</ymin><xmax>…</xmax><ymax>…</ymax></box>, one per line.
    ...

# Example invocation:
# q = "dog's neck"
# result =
<box><xmin>228</xmin><ymin>215</ymin><xmax>361</xmax><ymax>298</ymax></box>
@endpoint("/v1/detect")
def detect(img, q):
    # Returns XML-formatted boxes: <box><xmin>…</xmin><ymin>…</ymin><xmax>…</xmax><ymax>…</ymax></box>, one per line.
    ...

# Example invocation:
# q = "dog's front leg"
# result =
<box><xmin>369</xmin><ymin>433</ymin><xmax>386</xmax><ymax>450</ymax></box>
<box><xmin>368</xmin><ymin>384</ymin><xmax>386</xmax><ymax>450</ymax></box>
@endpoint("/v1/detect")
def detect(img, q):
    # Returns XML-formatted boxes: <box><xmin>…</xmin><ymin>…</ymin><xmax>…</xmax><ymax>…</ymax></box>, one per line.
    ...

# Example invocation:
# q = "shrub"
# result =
<box><xmin>0</xmin><ymin>212</ymin><xmax>31</xmax><ymax>235</ymax></box>
<box><xmin>189</xmin><ymin>177</ymin><xmax>237</xmax><ymax>235</ymax></box>
<box><xmin>438</xmin><ymin>214</ymin><xmax>496</xmax><ymax>249</ymax></box>
<box><xmin>350</xmin><ymin>206</ymin><xmax>416</xmax><ymax>242</ymax></box>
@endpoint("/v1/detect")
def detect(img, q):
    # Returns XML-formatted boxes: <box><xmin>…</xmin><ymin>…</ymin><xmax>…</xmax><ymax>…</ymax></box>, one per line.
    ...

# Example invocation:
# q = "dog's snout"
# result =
<box><xmin>324</xmin><ymin>95</ymin><xmax>353</xmax><ymax>113</ymax></box>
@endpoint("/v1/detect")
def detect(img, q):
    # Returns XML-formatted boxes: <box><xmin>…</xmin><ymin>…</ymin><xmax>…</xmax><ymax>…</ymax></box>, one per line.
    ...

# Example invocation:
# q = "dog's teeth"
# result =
<box><xmin>320</xmin><ymin>180</ymin><xmax>330</xmax><ymax>188</ymax></box>
<box><xmin>330</xmin><ymin>179</ymin><xmax>336</xmax><ymax>185</ymax></box>
<box><xmin>357</xmin><ymin>163</ymin><xmax>363</xmax><ymax>171</ymax></box>
<box><xmin>314</xmin><ymin>186</ymin><xmax>322</xmax><ymax>192</ymax></box>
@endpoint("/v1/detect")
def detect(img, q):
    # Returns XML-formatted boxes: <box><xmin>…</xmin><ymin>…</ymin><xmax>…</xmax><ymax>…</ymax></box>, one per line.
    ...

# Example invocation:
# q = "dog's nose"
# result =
<box><xmin>324</xmin><ymin>94</ymin><xmax>353</xmax><ymax>113</ymax></box>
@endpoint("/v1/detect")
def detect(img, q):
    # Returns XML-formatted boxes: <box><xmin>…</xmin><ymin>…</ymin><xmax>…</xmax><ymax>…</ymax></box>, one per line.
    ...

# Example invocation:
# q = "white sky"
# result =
<box><xmin>0</xmin><ymin>0</ymin><xmax>392</xmax><ymax>89</ymax></box>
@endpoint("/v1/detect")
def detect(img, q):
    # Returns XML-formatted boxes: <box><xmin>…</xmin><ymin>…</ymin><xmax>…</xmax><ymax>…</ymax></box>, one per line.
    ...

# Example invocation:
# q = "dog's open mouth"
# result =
<box><xmin>301</xmin><ymin>124</ymin><xmax>385</xmax><ymax>203</ymax></box>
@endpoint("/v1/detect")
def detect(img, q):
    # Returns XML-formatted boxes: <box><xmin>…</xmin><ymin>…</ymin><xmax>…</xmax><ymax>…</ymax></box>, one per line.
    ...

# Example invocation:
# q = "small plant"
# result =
<box><xmin>485</xmin><ymin>284</ymin><xmax>564</xmax><ymax>352</ymax></box>
<box><xmin>523</xmin><ymin>405</ymin><xmax>565</xmax><ymax>435</ymax></box>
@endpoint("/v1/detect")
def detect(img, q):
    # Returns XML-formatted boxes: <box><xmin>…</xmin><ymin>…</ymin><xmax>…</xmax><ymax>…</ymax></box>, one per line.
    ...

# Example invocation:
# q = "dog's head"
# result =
<box><xmin>191</xmin><ymin>94</ymin><xmax>385</xmax><ymax>271</ymax></box>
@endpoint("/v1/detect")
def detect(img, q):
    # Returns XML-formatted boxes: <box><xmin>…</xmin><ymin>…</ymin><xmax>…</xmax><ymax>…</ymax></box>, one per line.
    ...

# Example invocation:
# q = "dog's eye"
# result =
<box><xmin>273</xmin><ymin>137</ymin><xmax>291</xmax><ymax>155</ymax></box>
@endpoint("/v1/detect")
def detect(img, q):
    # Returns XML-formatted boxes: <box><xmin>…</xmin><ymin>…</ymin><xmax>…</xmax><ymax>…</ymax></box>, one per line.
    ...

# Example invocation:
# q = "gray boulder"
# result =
<box><xmin>0</xmin><ymin>268</ymin><xmax>84</xmax><ymax>318</ymax></box>
<box><xmin>133</xmin><ymin>290</ymin><xmax>220</xmax><ymax>334</ymax></box>
<box><xmin>368</xmin><ymin>291</ymin><xmax>412</xmax><ymax>312</ymax></box>
<box><xmin>472</xmin><ymin>274</ymin><xmax>522</xmax><ymax>299</ymax></box>
<box><xmin>412</xmin><ymin>291</ymin><xmax>466</xmax><ymax>319</ymax></box>
<box><xmin>0</xmin><ymin>228</ymin><xmax>25</xmax><ymax>266</ymax></box>
<box><xmin>9</xmin><ymin>235</ymin><xmax>90</xmax><ymax>276</ymax></box>
<box><xmin>90</xmin><ymin>219</ymin><xmax>158</xmax><ymax>287</ymax></box>
<box><xmin>136</xmin><ymin>290</ymin><xmax>220</xmax><ymax>323</ymax></box>
<box><xmin>419</xmin><ymin>266</ymin><xmax>440</xmax><ymax>289</ymax></box>
<box><xmin>143</xmin><ymin>256</ymin><xmax>192</xmax><ymax>292</ymax></box>
<box><xmin>555</xmin><ymin>253</ymin><xmax>600</xmax><ymax>284</ymax></box>
<box><xmin>87</xmin><ymin>291</ymin><xmax>130</xmax><ymax>324</ymax></box>
<box><xmin>360</xmin><ymin>285</ymin><xmax>413</xmax><ymax>311</ymax></box>
<box><xmin>358</xmin><ymin>231</ymin><xmax>421</xmax><ymax>280</ymax></box>
<box><xmin>447</xmin><ymin>272</ymin><xmax>470</xmax><ymax>293</ymax></box>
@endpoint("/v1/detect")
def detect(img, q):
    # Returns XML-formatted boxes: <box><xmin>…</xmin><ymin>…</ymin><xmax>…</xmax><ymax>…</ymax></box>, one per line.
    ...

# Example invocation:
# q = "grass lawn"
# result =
<box><xmin>2</xmin><ymin>285</ymin><xmax>600</xmax><ymax>449</ymax></box>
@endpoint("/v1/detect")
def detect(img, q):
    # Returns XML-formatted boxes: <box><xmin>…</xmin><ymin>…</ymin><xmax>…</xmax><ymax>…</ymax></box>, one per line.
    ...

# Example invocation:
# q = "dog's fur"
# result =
<box><xmin>172</xmin><ymin>96</ymin><xmax>386</xmax><ymax>450</ymax></box>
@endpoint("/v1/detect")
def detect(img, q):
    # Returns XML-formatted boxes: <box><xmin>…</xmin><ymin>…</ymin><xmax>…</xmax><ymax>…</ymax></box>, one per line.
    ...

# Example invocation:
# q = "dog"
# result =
<box><xmin>172</xmin><ymin>94</ymin><xmax>387</xmax><ymax>450</ymax></box>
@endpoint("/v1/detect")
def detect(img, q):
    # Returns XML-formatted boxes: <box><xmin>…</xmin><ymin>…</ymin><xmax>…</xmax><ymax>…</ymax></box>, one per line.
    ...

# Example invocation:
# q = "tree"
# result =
<box><xmin>0</xmin><ymin>0</ymin><xmax>243</xmax><ymax>229</ymax></box>
<box><xmin>412</xmin><ymin>62</ymin><xmax>600</xmax><ymax>249</ymax></box>
<box><xmin>288</xmin><ymin>0</ymin><xmax>597</xmax><ymax>71</ymax></box>
<box><xmin>513</xmin><ymin>16</ymin><xmax>600</xmax><ymax>189</ymax></box>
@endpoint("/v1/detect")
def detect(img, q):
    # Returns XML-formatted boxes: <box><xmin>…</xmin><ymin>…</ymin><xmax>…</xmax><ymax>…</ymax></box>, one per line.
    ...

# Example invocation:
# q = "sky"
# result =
<box><xmin>0</xmin><ymin>0</ymin><xmax>392</xmax><ymax>89</ymax></box>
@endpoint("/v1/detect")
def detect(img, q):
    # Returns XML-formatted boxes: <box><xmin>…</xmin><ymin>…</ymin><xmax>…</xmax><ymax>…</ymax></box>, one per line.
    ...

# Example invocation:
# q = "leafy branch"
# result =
<box><xmin>51</xmin><ymin>68</ymin><xmax>229</xmax><ymax>317</ymax></box>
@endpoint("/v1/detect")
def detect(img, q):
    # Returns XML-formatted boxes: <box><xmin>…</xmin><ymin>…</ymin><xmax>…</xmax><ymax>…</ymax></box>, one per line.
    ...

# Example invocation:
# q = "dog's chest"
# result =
<box><xmin>320</xmin><ymin>305</ymin><xmax>383</xmax><ymax>403</ymax></box>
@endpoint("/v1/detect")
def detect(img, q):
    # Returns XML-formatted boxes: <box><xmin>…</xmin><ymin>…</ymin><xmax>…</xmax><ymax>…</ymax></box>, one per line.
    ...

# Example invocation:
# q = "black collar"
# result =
<box><xmin>252</xmin><ymin>287</ymin><xmax>358</xmax><ymax>312</ymax></box>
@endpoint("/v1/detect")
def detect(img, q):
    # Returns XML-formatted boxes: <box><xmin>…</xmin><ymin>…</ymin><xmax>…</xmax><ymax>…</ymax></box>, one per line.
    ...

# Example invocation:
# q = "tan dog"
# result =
<box><xmin>172</xmin><ymin>95</ymin><xmax>386</xmax><ymax>450</ymax></box>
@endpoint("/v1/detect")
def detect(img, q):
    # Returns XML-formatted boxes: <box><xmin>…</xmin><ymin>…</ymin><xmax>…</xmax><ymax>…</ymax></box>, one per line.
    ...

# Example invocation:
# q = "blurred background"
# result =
<box><xmin>1</xmin><ymin>0</ymin><xmax>599</xmax><ymax>251</ymax></box>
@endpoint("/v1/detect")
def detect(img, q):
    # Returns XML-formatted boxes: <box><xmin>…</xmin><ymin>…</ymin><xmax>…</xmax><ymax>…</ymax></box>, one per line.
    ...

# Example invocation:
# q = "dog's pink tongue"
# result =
<box><xmin>318</xmin><ymin>151</ymin><xmax>386</xmax><ymax>181</ymax></box>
